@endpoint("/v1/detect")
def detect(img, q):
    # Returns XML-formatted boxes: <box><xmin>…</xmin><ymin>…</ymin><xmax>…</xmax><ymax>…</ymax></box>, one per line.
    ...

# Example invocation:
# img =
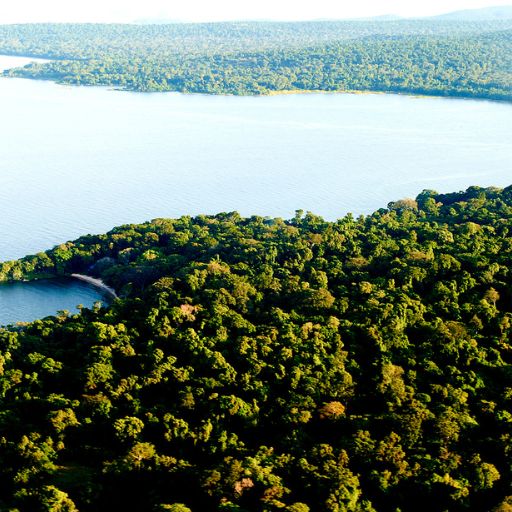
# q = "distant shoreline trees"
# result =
<box><xmin>0</xmin><ymin>21</ymin><xmax>510</xmax><ymax>101</ymax></box>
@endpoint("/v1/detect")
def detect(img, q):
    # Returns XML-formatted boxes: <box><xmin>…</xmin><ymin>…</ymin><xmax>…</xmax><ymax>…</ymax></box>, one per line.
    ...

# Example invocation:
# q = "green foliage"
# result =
<box><xmin>156</xmin><ymin>505</ymin><xmax>192</xmax><ymax>512</ymax></box>
<box><xmin>1</xmin><ymin>185</ymin><xmax>512</xmax><ymax>510</ymax></box>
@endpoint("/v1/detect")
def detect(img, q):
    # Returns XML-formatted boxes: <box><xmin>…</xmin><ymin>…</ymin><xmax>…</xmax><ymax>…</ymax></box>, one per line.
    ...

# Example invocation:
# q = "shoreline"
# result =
<box><xmin>71</xmin><ymin>273</ymin><xmax>118</xmax><ymax>299</ymax></box>
<box><xmin>0</xmin><ymin>54</ymin><xmax>508</xmax><ymax>105</ymax></box>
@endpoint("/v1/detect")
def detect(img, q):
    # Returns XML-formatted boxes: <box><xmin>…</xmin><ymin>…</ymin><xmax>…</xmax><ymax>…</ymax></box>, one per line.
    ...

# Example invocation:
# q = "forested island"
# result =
<box><xmin>1</xmin><ymin>185</ymin><xmax>512</xmax><ymax>510</ymax></box>
<box><xmin>0</xmin><ymin>20</ymin><xmax>511</xmax><ymax>100</ymax></box>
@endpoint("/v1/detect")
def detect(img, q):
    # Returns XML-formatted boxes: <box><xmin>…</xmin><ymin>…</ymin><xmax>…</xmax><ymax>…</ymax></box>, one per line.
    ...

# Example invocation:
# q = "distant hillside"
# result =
<box><xmin>432</xmin><ymin>5</ymin><xmax>512</xmax><ymax>20</ymax></box>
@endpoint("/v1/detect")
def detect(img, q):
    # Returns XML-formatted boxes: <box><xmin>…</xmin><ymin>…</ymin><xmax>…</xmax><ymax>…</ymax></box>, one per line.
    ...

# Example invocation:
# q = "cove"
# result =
<box><xmin>0</xmin><ymin>277</ymin><xmax>109</xmax><ymax>326</ymax></box>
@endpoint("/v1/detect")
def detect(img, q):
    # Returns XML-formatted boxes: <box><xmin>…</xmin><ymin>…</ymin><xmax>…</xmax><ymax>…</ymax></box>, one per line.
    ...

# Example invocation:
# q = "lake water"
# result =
<box><xmin>0</xmin><ymin>54</ymin><xmax>511</xmax><ymax>322</ymax></box>
<box><xmin>1</xmin><ymin>55</ymin><xmax>512</xmax><ymax>262</ymax></box>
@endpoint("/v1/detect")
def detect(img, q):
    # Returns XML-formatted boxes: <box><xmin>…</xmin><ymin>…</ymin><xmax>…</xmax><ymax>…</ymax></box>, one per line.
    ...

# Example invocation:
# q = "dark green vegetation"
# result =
<box><xmin>1</xmin><ymin>20</ymin><xmax>511</xmax><ymax>100</ymax></box>
<box><xmin>2</xmin><ymin>185</ymin><xmax>512</xmax><ymax>510</ymax></box>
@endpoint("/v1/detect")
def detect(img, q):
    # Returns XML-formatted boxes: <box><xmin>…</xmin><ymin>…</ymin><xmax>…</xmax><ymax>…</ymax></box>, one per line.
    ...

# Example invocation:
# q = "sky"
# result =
<box><xmin>0</xmin><ymin>0</ymin><xmax>511</xmax><ymax>24</ymax></box>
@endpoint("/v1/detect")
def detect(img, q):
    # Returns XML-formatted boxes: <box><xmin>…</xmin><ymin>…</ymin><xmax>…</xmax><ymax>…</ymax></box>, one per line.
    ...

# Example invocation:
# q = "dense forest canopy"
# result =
<box><xmin>1</xmin><ymin>185</ymin><xmax>512</xmax><ymax>510</ymax></box>
<box><xmin>0</xmin><ymin>20</ymin><xmax>511</xmax><ymax>99</ymax></box>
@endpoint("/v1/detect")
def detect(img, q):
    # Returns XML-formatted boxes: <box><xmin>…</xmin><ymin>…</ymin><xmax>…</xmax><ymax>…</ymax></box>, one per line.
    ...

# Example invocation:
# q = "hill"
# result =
<box><xmin>1</xmin><ymin>185</ymin><xmax>512</xmax><ymax>510</ymax></box>
<box><xmin>432</xmin><ymin>5</ymin><xmax>512</xmax><ymax>20</ymax></box>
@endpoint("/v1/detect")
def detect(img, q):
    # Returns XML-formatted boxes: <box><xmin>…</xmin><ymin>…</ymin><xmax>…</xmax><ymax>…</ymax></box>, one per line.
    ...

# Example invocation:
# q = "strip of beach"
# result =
<box><xmin>71</xmin><ymin>273</ymin><xmax>118</xmax><ymax>299</ymax></box>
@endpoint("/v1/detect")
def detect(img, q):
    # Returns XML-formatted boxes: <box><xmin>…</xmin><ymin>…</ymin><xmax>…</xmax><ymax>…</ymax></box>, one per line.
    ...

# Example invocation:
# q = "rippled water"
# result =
<box><xmin>0</xmin><ymin>278</ymin><xmax>107</xmax><ymax>326</ymax></box>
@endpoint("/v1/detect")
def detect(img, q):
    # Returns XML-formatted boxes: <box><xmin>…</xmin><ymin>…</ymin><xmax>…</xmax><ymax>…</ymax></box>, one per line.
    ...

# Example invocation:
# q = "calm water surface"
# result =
<box><xmin>1</xmin><ymin>55</ymin><xmax>511</xmax><ymax>261</ymax></box>
<box><xmin>0</xmin><ymin>54</ymin><xmax>511</xmax><ymax>322</ymax></box>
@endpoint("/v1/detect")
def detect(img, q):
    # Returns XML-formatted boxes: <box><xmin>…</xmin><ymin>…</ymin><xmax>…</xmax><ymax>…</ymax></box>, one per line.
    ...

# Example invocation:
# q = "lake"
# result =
<box><xmin>0</xmin><ymin>54</ymin><xmax>511</xmax><ymax>322</ymax></box>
